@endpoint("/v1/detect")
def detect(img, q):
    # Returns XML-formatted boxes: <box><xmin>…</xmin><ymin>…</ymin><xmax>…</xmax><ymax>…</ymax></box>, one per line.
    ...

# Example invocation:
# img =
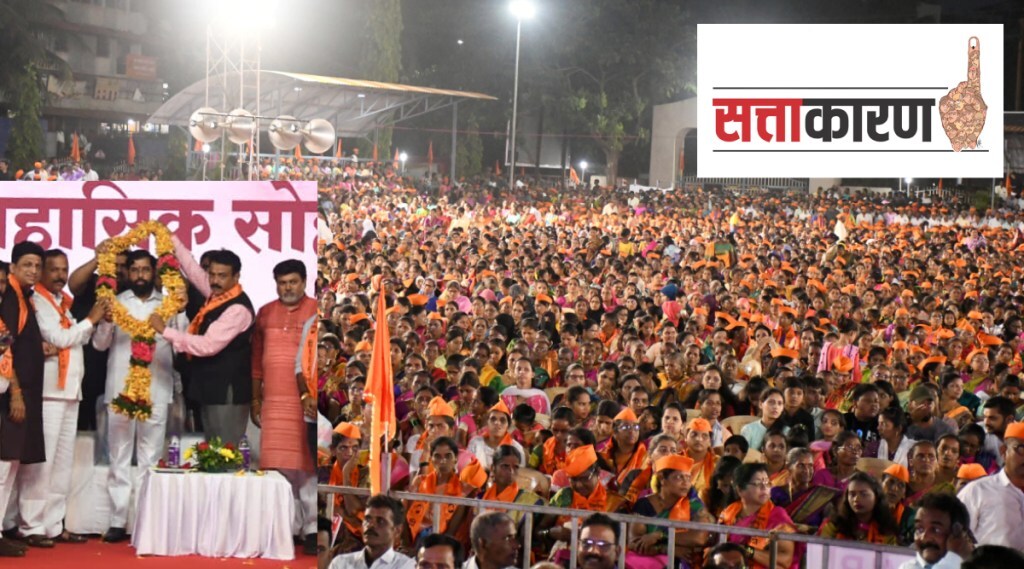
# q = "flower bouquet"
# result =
<box><xmin>182</xmin><ymin>437</ymin><xmax>243</xmax><ymax>473</ymax></box>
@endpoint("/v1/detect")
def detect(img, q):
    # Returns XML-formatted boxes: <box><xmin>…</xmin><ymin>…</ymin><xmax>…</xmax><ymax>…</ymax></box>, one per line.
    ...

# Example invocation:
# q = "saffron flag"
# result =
<box><xmin>569</xmin><ymin>166</ymin><xmax>580</xmax><ymax>185</ymax></box>
<box><xmin>194</xmin><ymin>138</ymin><xmax>203</xmax><ymax>152</ymax></box>
<box><xmin>294</xmin><ymin>145</ymin><xmax>302</xmax><ymax>161</ymax></box>
<box><xmin>427</xmin><ymin>140</ymin><xmax>434</xmax><ymax>170</ymax></box>
<box><xmin>938</xmin><ymin>178</ymin><xmax>943</xmax><ymax>190</ymax></box>
<box><xmin>70</xmin><ymin>133</ymin><xmax>81</xmax><ymax>162</ymax></box>
<box><xmin>335</xmin><ymin>138</ymin><xmax>342</xmax><ymax>159</ymax></box>
<box><xmin>495</xmin><ymin>160</ymin><xmax>501</xmax><ymax>176</ymax></box>
<box><xmin>127</xmin><ymin>134</ymin><xmax>136</xmax><ymax>166</ymax></box>
<box><xmin>372</xmin><ymin>143</ymin><xmax>378</xmax><ymax>162</ymax></box>
<box><xmin>365</xmin><ymin>291</ymin><xmax>396</xmax><ymax>494</ymax></box>
<box><xmin>393</xmin><ymin>148</ymin><xmax>400</xmax><ymax>170</ymax></box>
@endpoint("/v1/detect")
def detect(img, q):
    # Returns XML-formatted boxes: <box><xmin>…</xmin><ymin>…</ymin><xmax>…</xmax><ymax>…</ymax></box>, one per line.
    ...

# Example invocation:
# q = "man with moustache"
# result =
<box><xmin>7</xmin><ymin>250</ymin><xmax>107</xmax><ymax>547</ymax></box>
<box><xmin>899</xmin><ymin>493</ymin><xmax>973</xmax><ymax>569</ymax></box>
<box><xmin>93</xmin><ymin>250</ymin><xmax>186</xmax><ymax>543</ymax></box>
<box><xmin>151</xmin><ymin>241</ymin><xmax>254</xmax><ymax>446</ymax></box>
<box><xmin>577</xmin><ymin>513</ymin><xmax>620</xmax><ymax>569</ymax></box>
<box><xmin>328</xmin><ymin>495</ymin><xmax>415</xmax><ymax>569</ymax></box>
<box><xmin>959</xmin><ymin>421</ymin><xmax>1024</xmax><ymax>550</ymax></box>
<box><xmin>250</xmin><ymin>259</ymin><xmax>317</xmax><ymax>554</ymax></box>
<box><xmin>0</xmin><ymin>242</ymin><xmax>47</xmax><ymax>558</ymax></box>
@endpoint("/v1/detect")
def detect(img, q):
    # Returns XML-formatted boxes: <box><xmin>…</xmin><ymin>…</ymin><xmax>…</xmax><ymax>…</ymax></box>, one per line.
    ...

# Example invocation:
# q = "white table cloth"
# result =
<box><xmin>132</xmin><ymin>469</ymin><xmax>295</xmax><ymax>560</ymax></box>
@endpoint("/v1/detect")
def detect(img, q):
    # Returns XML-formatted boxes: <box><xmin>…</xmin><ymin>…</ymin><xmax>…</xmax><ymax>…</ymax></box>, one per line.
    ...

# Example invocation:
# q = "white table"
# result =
<box><xmin>131</xmin><ymin>469</ymin><xmax>295</xmax><ymax>560</ymax></box>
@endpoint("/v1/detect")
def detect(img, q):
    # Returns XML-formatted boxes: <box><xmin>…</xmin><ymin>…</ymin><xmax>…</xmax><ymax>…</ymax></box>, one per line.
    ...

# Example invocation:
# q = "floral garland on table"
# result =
<box><xmin>182</xmin><ymin>437</ymin><xmax>243</xmax><ymax>473</ymax></box>
<box><xmin>96</xmin><ymin>220</ymin><xmax>185</xmax><ymax>421</ymax></box>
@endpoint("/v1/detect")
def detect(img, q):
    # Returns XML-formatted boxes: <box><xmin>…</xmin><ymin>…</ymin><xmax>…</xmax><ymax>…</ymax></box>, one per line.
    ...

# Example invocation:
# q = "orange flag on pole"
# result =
<box><xmin>335</xmin><ymin>138</ymin><xmax>342</xmax><ymax>159</ymax></box>
<box><xmin>569</xmin><ymin>166</ymin><xmax>580</xmax><ymax>185</ymax></box>
<box><xmin>364</xmin><ymin>292</ymin><xmax>396</xmax><ymax>494</ymax></box>
<box><xmin>427</xmin><ymin>140</ymin><xmax>434</xmax><ymax>170</ymax></box>
<box><xmin>294</xmin><ymin>145</ymin><xmax>302</xmax><ymax>161</ymax></box>
<box><xmin>938</xmin><ymin>178</ymin><xmax>943</xmax><ymax>190</ymax></box>
<box><xmin>70</xmin><ymin>133</ymin><xmax>81</xmax><ymax>162</ymax></box>
<box><xmin>495</xmin><ymin>160</ymin><xmax>501</xmax><ymax>176</ymax></box>
<box><xmin>194</xmin><ymin>138</ymin><xmax>203</xmax><ymax>152</ymax></box>
<box><xmin>127</xmin><ymin>134</ymin><xmax>136</xmax><ymax>166</ymax></box>
<box><xmin>393</xmin><ymin>148</ymin><xmax>399</xmax><ymax>170</ymax></box>
<box><xmin>372</xmin><ymin>143</ymin><xmax>378</xmax><ymax>162</ymax></box>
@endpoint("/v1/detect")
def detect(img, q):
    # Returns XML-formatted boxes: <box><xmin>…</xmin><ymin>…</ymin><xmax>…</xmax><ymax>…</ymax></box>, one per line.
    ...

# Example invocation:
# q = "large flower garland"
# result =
<box><xmin>96</xmin><ymin>221</ymin><xmax>186</xmax><ymax>421</ymax></box>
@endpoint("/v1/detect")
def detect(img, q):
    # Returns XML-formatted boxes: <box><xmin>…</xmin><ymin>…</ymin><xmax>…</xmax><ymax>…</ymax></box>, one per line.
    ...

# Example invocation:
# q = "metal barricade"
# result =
<box><xmin>319</xmin><ymin>483</ymin><xmax>913</xmax><ymax>569</ymax></box>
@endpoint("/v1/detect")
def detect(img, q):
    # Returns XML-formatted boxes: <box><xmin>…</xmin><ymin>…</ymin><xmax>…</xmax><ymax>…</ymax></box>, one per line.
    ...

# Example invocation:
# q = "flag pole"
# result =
<box><xmin>383</xmin><ymin>421</ymin><xmax>391</xmax><ymax>493</ymax></box>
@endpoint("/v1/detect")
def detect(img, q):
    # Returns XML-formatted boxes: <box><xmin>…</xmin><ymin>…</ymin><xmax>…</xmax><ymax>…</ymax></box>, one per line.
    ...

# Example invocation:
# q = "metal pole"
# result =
<box><xmin>992</xmin><ymin>177</ymin><xmax>996</xmax><ymax>210</ymax></box>
<box><xmin>522</xmin><ymin>513</ymin><xmax>533</xmax><ymax>569</ymax></box>
<box><xmin>665</xmin><ymin>526</ymin><xmax>676</xmax><ymax>569</ymax></box>
<box><xmin>569</xmin><ymin>516</ymin><xmax>579</xmax><ymax>569</ymax></box>
<box><xmin>450</xmin><ymin>101</ymin><xmax>458</xmax><ymax>182</ymax></box>
<box><xmin>769</xmin><ymin>533</ymin><xmax>778</xmax><ymax>569</ymax></box>
<box><xmin>509</xmin><ymin>18</ymin><xmax>522</xmax><ymax>190</ymax></box>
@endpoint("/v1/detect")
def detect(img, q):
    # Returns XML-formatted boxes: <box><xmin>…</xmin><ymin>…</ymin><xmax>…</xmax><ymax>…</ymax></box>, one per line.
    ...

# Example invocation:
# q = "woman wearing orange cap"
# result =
<box><xmin>817</xmin><ymin>472</ymin><xmax>898</xmax><ymax>545</ymax></box>
<box><xmin>466</xmin><ymin>400</ymin><xmax>525</xmax><ymax>469</ymax></box>
<box><xmin>628</xmin><ymin>455</ymin><xmax>713</xmax><ymax>568</ymax></box>
<box><xmin>880</xmin><ymin>464</ymin><xmax>914</xmax><ymax>546</ymax></box>
<box><xmin>622</xmin><ymin>433</ymin><xmax>679</xmax><ymax>504</ymax></box>
<box><xmin>404</xmin><ymin>436</ymin><xmax>474</xmax><ymax>549</ymax></box>
<box><xmin>600</xmin><ymin>407</ymin><xmax>648</xmax><ymax>492</ymax></box>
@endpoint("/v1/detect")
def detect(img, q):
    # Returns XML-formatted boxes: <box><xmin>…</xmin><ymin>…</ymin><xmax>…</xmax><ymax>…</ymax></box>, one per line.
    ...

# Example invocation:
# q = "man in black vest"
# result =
<box><xmin>150</xmin><ymin>242</ymin><xmax>253</xmax><ymax>446</ymax></box>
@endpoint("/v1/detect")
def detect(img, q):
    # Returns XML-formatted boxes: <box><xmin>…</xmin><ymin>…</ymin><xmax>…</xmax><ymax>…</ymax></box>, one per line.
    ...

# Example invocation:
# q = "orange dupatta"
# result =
<box><xmin>541</xmin><ymin>436</ymin><xmax>567</xmax><ymax>475</ymax></box>
<box><xmin>561</xmin><ymin>482</ymin><xmax>609</xmax><ymax>525</ymax></box>
<box><xmin>687</xmin><ymin>451</ymin><xmax>717</xmax><ymax>492</ymax></box>
<box><xmin>483</xmin><ymin>482</ymin><xmax>519</xmax><ymax>503</ymax></box>
<box><xmin>32</xmin><ymin>284</ymin><xmax>73</xmax><ymax>389</ymax></box>
<box><xmin>719</xmin><ymin>500</ymin><xmax>774</xmax><ymax>550</ymax></box>
<box><xmin>0</xmin><ymin>276</ymin><xmax>29</xmax><ymax>380</ymax></box>
<box><xmin>300</xmin><ymin>317</ymin><xmax>318</xmax><ymax>397</ymax></box>
<box><xmin>406</xmin><ymin>471</ymin><xmax>462</xmax><ymax>538</ymax></box>
<box><xmin>187</xmin><ymin>283</ymin><xmax>243</xmax><ymax>335</ymax></box>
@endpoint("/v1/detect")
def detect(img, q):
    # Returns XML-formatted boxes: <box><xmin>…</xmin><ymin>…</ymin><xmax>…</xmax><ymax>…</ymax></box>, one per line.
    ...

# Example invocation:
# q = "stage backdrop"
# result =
<box><xmin>0</xmin><ymin>181</ymin><xmax>318</xmax><ymax>310</ymax></box>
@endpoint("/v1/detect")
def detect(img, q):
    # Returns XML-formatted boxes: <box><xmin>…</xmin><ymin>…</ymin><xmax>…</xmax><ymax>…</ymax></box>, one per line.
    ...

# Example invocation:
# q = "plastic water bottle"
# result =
<box><xmin>168</xmin><ymin>435</ymin><xmax>180</xmax><ymax>468</ymax></box>
<box><xmin>239</xmin><ymin>435</ymin><xmax>251</xmax><ymax>471</ymax></box>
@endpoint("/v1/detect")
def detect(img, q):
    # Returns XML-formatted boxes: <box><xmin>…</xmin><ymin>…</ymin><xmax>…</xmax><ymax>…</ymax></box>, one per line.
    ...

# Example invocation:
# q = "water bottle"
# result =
<box><xmin>239</xmin><ymin>435</ymin><xmax>251</xmax><ymax>471</ymax></box>
<box><xmin>168</xmin><ymin>435</ymin><xmax>180</xmax><ymax>468</ymax></box>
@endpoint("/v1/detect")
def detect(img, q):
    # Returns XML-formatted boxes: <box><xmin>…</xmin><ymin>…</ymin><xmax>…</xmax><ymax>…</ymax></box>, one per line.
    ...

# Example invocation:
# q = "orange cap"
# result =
<box><xmin>428</xmin><ymin>396</ymin><xmax>455</xmax><ymax>418</ymax></box>
<box><xmin>957</xmin><ymin>463</ymin><xmax>987</xmax><ymax>481</ymax></box>
<box><xmin>1006</xmin><ymin>422</ymin><xmax>1024</xmax><ymax>440</ymax></box>
<box><xmin>688</xmin><ymin>418</ymin><xmax>712</xmax><ymax>433</ymax></box>
<box><xmin>654</xmin><ymin>454</ymin><xmax>695</xmax><ymax>473</ymax></box>
<box><xmin>563</xmin><ymin>445</ymin><xmax>598</xmax><ymax>477</ymax></box>
<box><xmin>833</xmin><ymin>355</ymin><xmax>854</xmax><ymax>372</ymax></box>
<box><xmin>883</xmin><ymin>464</ymin><xmax>910</xmax><ymax>484</ymax></box>
<box><xmin>614</xmin><ymin>407</ymin><xmax>639</xmax><ymax>423</ymax></box>
<box><xmin>354</xmin><ymin>340</ymin><xmax>372</xmax><ymax>352</ymax></box>
<box><xmin>460</xmin><ymin>459</ymin><xmax>488</xmax><ymax>489</ymax></box>
<box><xmin>489</xmin><ymin>399</ymin><xmax>512</xmax><ymax>417</ymax></box>
<box><xmin>333</xmin><ymin>422</ymin><xmax>362</xmax><ymax>440</ymax></box>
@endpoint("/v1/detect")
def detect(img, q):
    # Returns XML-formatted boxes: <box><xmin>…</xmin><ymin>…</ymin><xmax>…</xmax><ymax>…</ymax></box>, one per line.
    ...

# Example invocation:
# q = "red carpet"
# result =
<box><xmin>4</xmin><ymin>538</ymin><xmax>317</xmax><ymax>569</ymax></box>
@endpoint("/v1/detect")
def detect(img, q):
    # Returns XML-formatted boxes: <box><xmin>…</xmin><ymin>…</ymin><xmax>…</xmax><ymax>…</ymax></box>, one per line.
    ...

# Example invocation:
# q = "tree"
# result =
<box><xmin>455</xmin><ymin>117</ymin><xmax>484</xmax><ymax>179</ymax></box>
<box><xmin>0</xmin><ymin>0</ymin><xmax>74</xmax><ymax>163</ymax></box>
<box><xmin>360</xmin><ymin>0</ymin><xmax>403</xmax><ymax>160</ymax></box>
<box><xmin>533</xmin><ymin>0</ymin><xmax>696</xmax><ymax>185</ymax></box>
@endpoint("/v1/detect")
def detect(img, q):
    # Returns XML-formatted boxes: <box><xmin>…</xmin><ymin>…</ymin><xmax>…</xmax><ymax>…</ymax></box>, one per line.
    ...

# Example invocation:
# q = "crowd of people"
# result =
<box><xmin>0</xmin><ymin>234</ymin><xmax>318</xmax><ymax>557</ymax></box>
<box><xmin>312</xmin><ymin>168</ymin><xmax>1024</xmax><ymax>569</ymax></box>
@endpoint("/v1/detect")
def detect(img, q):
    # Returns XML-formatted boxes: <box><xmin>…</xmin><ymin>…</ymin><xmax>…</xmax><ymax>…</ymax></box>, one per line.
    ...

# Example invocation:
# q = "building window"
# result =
<box><xmin>96</xmin><ymin>36</ymin><xmax>110</xmax><ymax>58</ymax></box>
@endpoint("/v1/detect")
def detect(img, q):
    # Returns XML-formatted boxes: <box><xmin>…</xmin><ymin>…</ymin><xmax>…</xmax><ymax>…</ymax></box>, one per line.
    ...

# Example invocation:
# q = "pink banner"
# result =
<box><xmin>0</xmin><ymin>181</ymin><xmax>318</xmax><ymax>310</ymax></box>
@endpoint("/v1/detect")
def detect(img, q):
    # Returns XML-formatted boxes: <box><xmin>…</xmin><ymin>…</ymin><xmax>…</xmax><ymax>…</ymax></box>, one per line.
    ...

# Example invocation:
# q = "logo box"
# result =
<box><xmin>697</xmin><ymin>24</ymin><xmax>1003</xmax><ymax>178</ymax></box>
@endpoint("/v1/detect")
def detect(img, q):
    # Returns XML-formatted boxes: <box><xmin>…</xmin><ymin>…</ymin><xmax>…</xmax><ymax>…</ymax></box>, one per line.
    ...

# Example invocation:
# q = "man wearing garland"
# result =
<box><xmin>251</xmin><ymin>259</ymin><xmax>317</xmax><ymax>554</ymax></box>
<box><xmin>151</xmin><ymin>240</ymin><xmax>254</xmax><ymax>447</ymax></box>
<box><xmin>0</xmin><ymin>242</ymin><xmax>47</xmax><ymax>558</ymax></box>
<box><xmin>7</xmin><ymin>250</ymin><xmax>107</xmax><ymax>547</ymax></box>
<box><xmin>93</xmin><ymin>250</ymin><xmax>185</xmax><ymax>544</ymax></box>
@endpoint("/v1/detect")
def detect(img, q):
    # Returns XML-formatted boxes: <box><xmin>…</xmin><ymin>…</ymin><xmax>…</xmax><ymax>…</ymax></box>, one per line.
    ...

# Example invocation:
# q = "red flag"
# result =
<box><xmin>70</xmin><ymin>133</ymin><xmax>81</xmax><ymax>162</ymax></box>
<box><xmin>427</xmin><ymin>140</ymin><xmax>434</xmax><ymax>170</ymax></box>
<box><xmin>335</xmin><ymin>138</ymin><xmax>342</xmax><ymax>159</ymax></box>
<box><xmin>364</xmin><ymin>292</ymin><xmax>396</xmax><ymax>494</ymax></box>
<box><xmin>127</xmin><ymin>134</ymin><xmax>136</xmax><ymax>166</ymax></box>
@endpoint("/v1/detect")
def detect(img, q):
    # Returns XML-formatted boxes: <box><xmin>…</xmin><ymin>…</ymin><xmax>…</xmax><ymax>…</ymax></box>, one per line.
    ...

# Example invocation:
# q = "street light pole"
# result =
<box><xmin>508</xmin><ymin>1</ymin><xmax>535</xmax><ymax>190</ymax></box>
<box><xmin>509</xmin><ymin>17</ymin><xmax>523</xmax><ymax>190</ymax></box>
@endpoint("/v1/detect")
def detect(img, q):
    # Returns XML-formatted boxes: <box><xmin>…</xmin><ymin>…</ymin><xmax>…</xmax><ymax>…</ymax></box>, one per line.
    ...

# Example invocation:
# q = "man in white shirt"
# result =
<box><xmin>959</xmin><ymin>421</ymin><xmax>1024</xmax><ymax>551</ymax></box>
<box><xmin>9</xmin><ymin>250</ymin><xmax>107</xmax><ymax>546</ymax></box>
<box><xmin>82</xmin><ymin>163</ymin><xmax>99</xmax><ymax>182</ymax></box>
<box><xmin>899</xmin><ymin>493</ymin><xmax>973</xmax><ymax>569</ymax></box>
<box><xmin>462</xmin><ymin>512</ymin><xmax>518</xmax><ymax>569</ymax></box>
<box><xmin>92</xmin><ymin>250</ymin><xmax>186</xmax><ymax>543</ymax></box>
<box><xmin>328</xmin><ymin>495</ymin><xmax>414</xmax><ymax>569</ymax></box>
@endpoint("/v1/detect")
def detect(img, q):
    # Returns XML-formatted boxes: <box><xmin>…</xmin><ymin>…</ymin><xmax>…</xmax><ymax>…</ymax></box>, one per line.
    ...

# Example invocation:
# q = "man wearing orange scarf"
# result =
<box><xmin>0</xmin><ymin>241</ymin><xmax>47</xmax><ymax>558</ymax></box>
<box><xmin>151</xmin><ymin>241</ymin><xmax>254</xmax><ymax>446</ymax></box>
<box><xmin>12</xmin><ymin>250</ymin><xmax>106</xmax><ymax>546</ymax></box>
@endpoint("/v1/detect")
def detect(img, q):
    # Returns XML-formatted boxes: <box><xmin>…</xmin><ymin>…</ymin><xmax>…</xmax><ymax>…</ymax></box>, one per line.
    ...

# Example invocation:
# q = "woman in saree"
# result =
<box><xmin>811</xmin><ymin>430</ymin><xmax>862</xmax><ymax>492</ymax></box>
<box><xmin>628</xmin><ymin>455</ymin><xmax>713</xmax><ymax>569</ymax></box>
<box><xmin>818</xmin><ymin>472</ymin><xmax>899</xmax><ymax>545</ymax></box>
<box><xmin>404</xmin><ymin>436</ymin><xmax>475</xmax><ymax>549</ymax></box>
<box><xmin>599</xmin><ymin>406</ymin><xmax>648</xmax><ymax>493</ymax></box>
<box><xmin>717</xmin><ymin>463</ymin><xmax>800</xmax><ymax>569</ymax></box>
<box><xmin>622</xmin><ymin>433</ymin><xmax>680</xmax><ymax>504</ymax></box>
<box><xmin>769</xmin><ymin>448</ymin><xmax>826</xmax><ymax>534</ymax></box>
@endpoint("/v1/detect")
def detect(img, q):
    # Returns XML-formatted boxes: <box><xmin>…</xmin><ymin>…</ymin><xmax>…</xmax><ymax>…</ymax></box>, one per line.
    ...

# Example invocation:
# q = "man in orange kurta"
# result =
<box><xmin>251</xmin><ymin>260</ymin><xmax>318</xmax><ymax>553</ymax></box>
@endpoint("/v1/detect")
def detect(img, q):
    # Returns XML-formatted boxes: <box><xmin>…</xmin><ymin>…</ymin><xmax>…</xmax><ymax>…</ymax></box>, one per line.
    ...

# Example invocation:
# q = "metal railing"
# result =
<box><xmin>678</xmin><ymin>177</ymin><xmax>810</xmax><ymax>192</ymax></box>
<box><xmin>319</xmin><ymin>484</ymin><xmax>913</xmax><ymax>569</ymax></box>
